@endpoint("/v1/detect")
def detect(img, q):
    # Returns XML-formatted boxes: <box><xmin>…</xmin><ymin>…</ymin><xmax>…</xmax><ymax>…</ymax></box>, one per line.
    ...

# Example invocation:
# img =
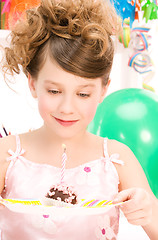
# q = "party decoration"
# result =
<box><xmin>140</xmin><ymin>0</ymin><xmax>158</xmax><ymax>23</ymax></box>
<box><xmin>128</xmin><ymin>26</ymin><xmax>155</xmax><ymax>91</ymax></box>
<box><xmin>111</xmin><ymin>0</ymin><xmax>136</xmax><ymax>27</ymax></box>
<box><xmin>116</xmin><ymin>1</ymin><xmax>156</xmax><ymax>92</ymax></box>
<box><xmin>0</xmin><ymin>1</ymin><xmax>9</xmax><ymax>29</ymax></box>
<box><xmin>0</xmin><ymin>0</ymin><xmax>40</xmax><ymax>29</ymax></box>
<box><xmin>135</xmin><ymin>0</ymin><xmax>141</xmax><ymax>20</ymax></box>
<box><xmin>1</xmin><ymin>0</ymin><xmax>10</xmax><ymax>15</ymax></box>
<box><xmin>2</xmin><ymin>0</ymin><xmax>40</xmax><ymax>14</ymax></box>
<box><xmin>2</xmin><ymin>124</ymin><xmax>8</xmax><ymax>136</ymax></box>
<box><xmin>88</xmin><ymin>88</ymin><xmax>158</xmax><ymax>198</ymax></box>
<box><xmin>129</xmin><ymin>27</ymin><xmax>151</xmax><ymax>51</ymax></box>
<box><xmin>0</xmin><ymin>124</ymin><xmax>10</xmax><ymax>137</ymax></box>
<box><xmin>119</xmin><ymin>18</ymin><xmax>131</xmax><ymax>48</ymax></box>
<box><xmin>128</xmin><ymin>52</ymin><xmax>152</xmax><ymax>74</ymax></box>
<box><xmin>142</xmin><ymin>71</ymin><xmax>155</xmax><ymax>92</ymax></box>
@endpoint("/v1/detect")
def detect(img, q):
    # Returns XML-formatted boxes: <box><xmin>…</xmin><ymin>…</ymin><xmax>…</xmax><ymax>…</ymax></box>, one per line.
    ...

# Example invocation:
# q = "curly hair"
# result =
<box><xmin>3</xmin><ymin>0</ymin><xmax>122</xmax><ymax>85</ymax></box>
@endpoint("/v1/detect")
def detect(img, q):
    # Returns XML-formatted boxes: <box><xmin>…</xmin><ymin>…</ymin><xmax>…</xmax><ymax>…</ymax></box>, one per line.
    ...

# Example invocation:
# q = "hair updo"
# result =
<box><xmin>3</xmin><ymin>0</ymin><xmax>122</xmax><ymax>85</ymax></box>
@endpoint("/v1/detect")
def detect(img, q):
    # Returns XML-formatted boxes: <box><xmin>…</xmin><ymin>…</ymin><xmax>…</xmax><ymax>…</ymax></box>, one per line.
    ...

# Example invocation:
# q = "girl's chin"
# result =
<box><xmin>42</xmin><ymin>121</ymin><xmax>88</xmax><ymax>139</ymax></box>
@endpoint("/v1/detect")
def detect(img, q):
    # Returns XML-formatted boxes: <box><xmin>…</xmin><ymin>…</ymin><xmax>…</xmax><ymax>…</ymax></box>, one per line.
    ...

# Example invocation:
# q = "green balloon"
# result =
<box><xmin>88</xmin><ymin>88</ymin><xmax>158</xmax><ymax>197</ymax></box>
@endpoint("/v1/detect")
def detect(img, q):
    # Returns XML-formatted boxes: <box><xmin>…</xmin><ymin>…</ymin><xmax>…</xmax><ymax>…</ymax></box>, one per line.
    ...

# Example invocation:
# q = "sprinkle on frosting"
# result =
<box><xmin>46</xmin><ymin>184</ymin><xmax>77</xmax><ymax>205</ymax></box>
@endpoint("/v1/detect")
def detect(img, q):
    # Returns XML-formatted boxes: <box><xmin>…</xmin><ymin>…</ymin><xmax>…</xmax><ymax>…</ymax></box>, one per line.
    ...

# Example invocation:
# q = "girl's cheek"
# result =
<box><xmin>37</xmin><ymin>97</ymin><xmax>52</xmax><ymax>116</ymax></box>
<box><xmin>85</xmin><ymin>102</ymin><xmax>98</xmax><ymax>122</ymax></box>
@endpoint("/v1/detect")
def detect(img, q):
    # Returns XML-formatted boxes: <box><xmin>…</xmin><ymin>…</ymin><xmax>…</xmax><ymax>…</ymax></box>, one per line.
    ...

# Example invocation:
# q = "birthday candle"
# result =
<box><xmin>61</xmin><ymin>144</ymin><xmax>67</xmax><ymax>184</ymax></box>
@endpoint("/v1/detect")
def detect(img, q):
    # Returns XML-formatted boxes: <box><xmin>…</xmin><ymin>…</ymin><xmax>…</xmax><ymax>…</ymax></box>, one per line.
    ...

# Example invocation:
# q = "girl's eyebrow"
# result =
<box><xmin>44</xmin><ymin>80</ymin><xmax>60</xmax><ymax>85</ymax></box>
<box><xmin>78</xmin><ymin>84</ymin><xmax>96</xmax><ymax>88</ymax></box>
<box><xmin>44</xmin><ymin>80</ymin><xmax>96</xmax><ymax>88</ymax></box>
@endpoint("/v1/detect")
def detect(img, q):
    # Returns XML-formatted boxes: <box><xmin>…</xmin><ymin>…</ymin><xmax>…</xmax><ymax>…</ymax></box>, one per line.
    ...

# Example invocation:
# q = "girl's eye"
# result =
<box><xmin>78</xmin><ymin>93</ymin><xmax>90</xmax><ymax>98</ymax></box>
<box><xmin>48</xmin><ymin>90</ymin><xmax>61</xmax><ymax>94</ymax></box>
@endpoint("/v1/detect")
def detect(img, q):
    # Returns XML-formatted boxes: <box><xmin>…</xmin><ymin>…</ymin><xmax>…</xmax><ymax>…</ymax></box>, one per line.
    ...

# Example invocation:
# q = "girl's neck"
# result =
<box><xmin>37</xmin><ymin>125</ymin><xmax>91</xmax><ymax>149</ymax></box>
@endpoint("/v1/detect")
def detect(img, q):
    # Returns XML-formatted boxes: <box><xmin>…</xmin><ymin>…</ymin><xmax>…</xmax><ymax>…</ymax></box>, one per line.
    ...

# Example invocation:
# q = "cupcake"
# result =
<box><xmin>42</xmin><ymin>144</ymin><xmax>78</xmax><ymax>207</ymax></box>
<box><xmin>42</xmin><ymin>184</ymin><xmax>78</xmax><ymax>207</ymax></box>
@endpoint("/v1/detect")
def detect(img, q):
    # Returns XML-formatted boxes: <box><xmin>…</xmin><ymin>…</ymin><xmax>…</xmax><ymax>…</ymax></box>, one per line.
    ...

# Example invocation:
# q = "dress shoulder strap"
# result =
<box><xmin>103</xmin><ymin>138</ymin><xmax>110</xmax><ymax>159</ymax></box>
<box><xmin>103</xmin><ymin>138</ymin><xmax>124</xmax><ymax>165</ymax></box>
<box><xmin>7</xmin><ymin>135</ymin><xmax>25</xmax><ymax>162</ymax></box>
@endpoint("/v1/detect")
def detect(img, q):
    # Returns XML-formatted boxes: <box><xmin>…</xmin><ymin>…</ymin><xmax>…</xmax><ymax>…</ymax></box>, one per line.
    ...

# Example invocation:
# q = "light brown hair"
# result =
<box><xmin>3</xmin><ymin>0</ymin><xmax>122</xmax><ymax>85</ymax></box>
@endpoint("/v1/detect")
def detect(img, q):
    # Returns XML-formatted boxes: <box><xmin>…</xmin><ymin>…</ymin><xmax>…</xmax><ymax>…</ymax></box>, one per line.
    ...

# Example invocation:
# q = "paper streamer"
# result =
<box><xmin>128</xmin><ymin>27</ymin><xmax>152</xmax><ymax>73</ymax></box>
<box><xmin>142</xmin><ymin>70</ymin><xmax>155</xmax><ymax>92</ymax></box>
<box><xmin>128</xmin><ymin>51</ymin><xmax>152</xmax><ymax>74</ymax></box>
<box><xmin>129</xmin><ymin>27</ymin><xmax>151</xmax><ymax>51</ymax></box>
<box><xmin>119</xmin><ymin>18</ymin><xmax>131</xmax><ymax>48</ymax></box>
<box><xmin>128</xmin><ymin>26</ymin><xmax>155</xmax><ymax>92</ymax></box>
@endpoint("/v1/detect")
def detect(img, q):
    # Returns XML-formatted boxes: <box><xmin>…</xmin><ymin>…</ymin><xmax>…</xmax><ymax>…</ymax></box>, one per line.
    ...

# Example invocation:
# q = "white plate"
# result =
<box><xmin>0</xmin><ymin>199</ymin><xmax>123</xmax><ymax>216</ymax></box>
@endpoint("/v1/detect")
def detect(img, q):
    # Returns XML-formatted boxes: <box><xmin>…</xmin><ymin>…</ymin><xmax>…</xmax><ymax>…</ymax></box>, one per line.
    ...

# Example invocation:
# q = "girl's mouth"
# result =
<box><xmin>54</xmin><ymin>117</ymin><xmax>79</xmax><ymax>127</ymax></box>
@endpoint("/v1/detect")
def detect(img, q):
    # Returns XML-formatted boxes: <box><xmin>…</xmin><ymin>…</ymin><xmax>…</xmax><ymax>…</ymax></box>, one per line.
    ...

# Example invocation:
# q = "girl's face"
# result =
<box><xmin>29</xmin><ymin>56</ymin><xmax>109</xmax><ymax>139</ymax></box>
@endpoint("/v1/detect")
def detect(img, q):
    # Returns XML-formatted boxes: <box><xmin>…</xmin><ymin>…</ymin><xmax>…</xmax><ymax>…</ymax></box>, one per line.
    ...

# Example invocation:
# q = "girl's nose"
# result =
<box><xmin>59</xmin><ymin>96</ymin><xmax>74</xmax><ymax>114</ymax></box>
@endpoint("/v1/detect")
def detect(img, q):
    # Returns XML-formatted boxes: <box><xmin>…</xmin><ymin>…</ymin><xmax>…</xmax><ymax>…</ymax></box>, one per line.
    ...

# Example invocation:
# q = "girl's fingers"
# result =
<box><xmin>113</xmin><ymin>188</ymin><xmax>153</xmax><ymax>226</ymax></box>
<box><xmin>113</xmin><ymin>188</ymin><xmax>136</xmax><ymax>203</ymax></box>
<box><xmin>113</xmin><ymin>188</ymin><xmax>150</xmax><ymax>208</ymax></box>
<box><xmin>113</xmin><ymin>188</ymin><xmax>139</xmax><ymax>212</ymax></box>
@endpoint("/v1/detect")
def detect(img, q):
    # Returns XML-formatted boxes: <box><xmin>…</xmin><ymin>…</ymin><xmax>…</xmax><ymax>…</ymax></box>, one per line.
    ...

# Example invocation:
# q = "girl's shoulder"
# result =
<box><xmin>0</xmin><ymin>135</ymin><xmax>17</xmax><ymax>194</ymax></box>
<box><xmin>107</xmin><ymin>139</ymin><xmax>150</xmax><ymax>192</ymax></box>
<box><xmin>107</xmin><ymin>138</ymin><xmax>134</xmax><ymax>160</ymax></box>
<box><xmin>0</xmin><ymin>134</ymin><xmax>17</xmax><ymax>161</ymax></box>
<box><xmin>90</xmin><ymin>133</ymin><xmax>131</xmax><ymax>155</ymax></box>
<box><xmin>88</xmin><ymin>134</ymin><xmax>131</xmax><ymax>159</ymax></box>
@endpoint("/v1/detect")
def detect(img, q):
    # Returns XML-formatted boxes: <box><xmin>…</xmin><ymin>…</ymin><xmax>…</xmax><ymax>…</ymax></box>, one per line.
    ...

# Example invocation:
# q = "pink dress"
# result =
<box><xmin>0</xmin><ymin>135</ymin><xmax>124</xmax><ymax>240</ymax></box>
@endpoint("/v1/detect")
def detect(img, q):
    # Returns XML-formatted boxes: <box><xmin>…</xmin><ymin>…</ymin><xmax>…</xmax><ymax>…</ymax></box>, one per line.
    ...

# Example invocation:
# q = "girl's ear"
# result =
<box><xmin>28</xmin><ymin>73</ymin><xmax>37</xmax><ymax>98</ymax></box>
<box><xmin>99</xmin><ymin>79</ymin><xmax>111</xmax><ymax>103</ymax></box>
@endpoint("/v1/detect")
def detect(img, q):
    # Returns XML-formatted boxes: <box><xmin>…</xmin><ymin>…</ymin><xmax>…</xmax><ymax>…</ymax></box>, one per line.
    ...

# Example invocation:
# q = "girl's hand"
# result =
<box><xmin>113</xmin><ymin>188</ymin><xmax>152</xmax><ymax>226</ymax></box>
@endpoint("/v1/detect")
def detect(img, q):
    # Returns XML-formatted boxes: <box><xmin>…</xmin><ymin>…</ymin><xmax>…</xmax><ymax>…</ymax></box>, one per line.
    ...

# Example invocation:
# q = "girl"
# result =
<box><xmin>0</xmin><ymin>0</ymin><xmax>158</xmax><ymax>239</ymax></box>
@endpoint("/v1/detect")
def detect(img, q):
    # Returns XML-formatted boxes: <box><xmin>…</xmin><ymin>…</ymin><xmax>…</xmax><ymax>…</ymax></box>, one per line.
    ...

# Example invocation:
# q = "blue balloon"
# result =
<box><xmin>88</xmin><ymin>88</ymin><xmax>158</xmax><ymax>197</ymax></box>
